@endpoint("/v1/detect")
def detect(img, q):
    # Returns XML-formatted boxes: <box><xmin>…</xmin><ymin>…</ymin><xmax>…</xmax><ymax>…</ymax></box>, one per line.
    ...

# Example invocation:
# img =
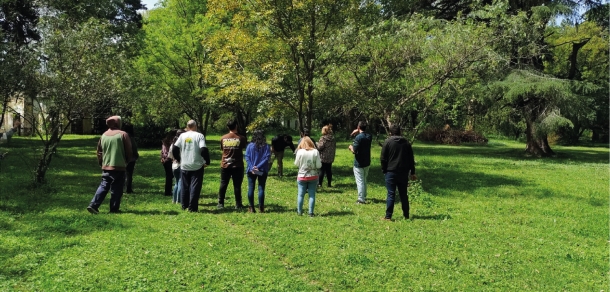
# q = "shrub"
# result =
<box><xmin>132</xmin><ymin>122</ymin><xmax>170</xmax><ymax>148</ymax></box>
<box><xmin>417</xmin><ymin>127</ymin><xmax>488</xmax><ymax>145</ymax></box>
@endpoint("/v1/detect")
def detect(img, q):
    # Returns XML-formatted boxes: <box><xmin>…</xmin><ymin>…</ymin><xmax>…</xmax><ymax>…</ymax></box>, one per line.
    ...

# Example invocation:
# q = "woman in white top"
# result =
<box><xmin>294</xmin><ymin>136</ymin><xmax>322</xmax><ymax>217</ymax></box>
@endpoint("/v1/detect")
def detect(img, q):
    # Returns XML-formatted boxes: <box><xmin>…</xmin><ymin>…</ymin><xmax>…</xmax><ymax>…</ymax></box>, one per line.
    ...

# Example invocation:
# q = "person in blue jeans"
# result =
<box><xmin>349</xmin><ymin>121</ymin><xmax>372</xmax><ymax>204</ymax></box>
<box><xmin>170</xmin><ymin>129</ymin><xmax>185</xmax><ymax>204</ymax></box>
<box><xmin>294</xmin><ymin>136</ymin><xmax>322</xmax><ymax>217</ymax></box>
<box><xmin>380</xmin><ymin>125</ymin><xmax>417</xmax><ymax>220</ymax></box>
<box><xmin>245</xmin><ymin>130</ymin><xmax>272</xmax><ymax>213</ymax></box>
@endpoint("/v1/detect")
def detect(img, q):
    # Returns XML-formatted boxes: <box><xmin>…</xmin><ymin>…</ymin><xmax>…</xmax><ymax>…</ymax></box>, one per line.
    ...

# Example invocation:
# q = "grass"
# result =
<box><xmin>0</xmin><ymin>134</ymin><xmax>608</xmax><ymax>291</ymax></box>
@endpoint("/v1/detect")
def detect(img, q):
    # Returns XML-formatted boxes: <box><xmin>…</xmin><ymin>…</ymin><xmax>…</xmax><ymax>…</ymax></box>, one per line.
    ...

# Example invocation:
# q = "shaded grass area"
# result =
<box><xmin>0</xmin><ymin>135</ymin><xmax>608</xmax><ymax>290</ymax></box>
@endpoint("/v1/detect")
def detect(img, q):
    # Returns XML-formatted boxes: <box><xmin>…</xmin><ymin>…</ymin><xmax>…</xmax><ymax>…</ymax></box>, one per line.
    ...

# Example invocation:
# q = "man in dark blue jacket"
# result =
<box><xmin>380</xmin><ymin>125</ymin><xmax>417</xmax><ymax>220</ymax></box>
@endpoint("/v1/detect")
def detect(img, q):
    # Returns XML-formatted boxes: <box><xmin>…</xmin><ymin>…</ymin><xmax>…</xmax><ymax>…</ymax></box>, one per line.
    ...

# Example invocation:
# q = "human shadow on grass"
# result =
<box><xmin>113</xmin><ymin>209</ymin><xmax>181</xmax><ymax>216</ymax></box>
<box><xmin>420</xmin><ymin>167</ymin><xmax>528</xmax><ymax>196</ymax></box>
<box><xmin>319</xmin><ymin>210</ymin><xmax>355</xmax><ymax>217</ymax></box>
<box><xmin>412</xmin><ymin>214</ymin><xmax>452</xmax><ymax>220</ymax></box>
<box><xmin>414</xmin><ymin>142</ymin><xmax>608</xmax><ymax>165</ymax></box>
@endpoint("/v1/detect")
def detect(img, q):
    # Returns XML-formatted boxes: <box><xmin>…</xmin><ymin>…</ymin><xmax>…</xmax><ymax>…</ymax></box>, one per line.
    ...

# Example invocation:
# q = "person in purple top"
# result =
<box><xmin>245</xmin><ymin>130</ymin><xmax>272</xmax><ymax>213</ymax></box>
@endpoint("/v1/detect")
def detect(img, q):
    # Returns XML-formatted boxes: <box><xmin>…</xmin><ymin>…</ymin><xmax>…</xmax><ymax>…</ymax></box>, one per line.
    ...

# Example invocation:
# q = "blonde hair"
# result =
<box><xmin>322</xmin><ymin>126</ymin><xmax>332</xmax><ymax>136</ymax></box>
<box><xmin>297</xmin><ymin>136</ymin><xmax>315</xmax><ymax>150</ymax></box>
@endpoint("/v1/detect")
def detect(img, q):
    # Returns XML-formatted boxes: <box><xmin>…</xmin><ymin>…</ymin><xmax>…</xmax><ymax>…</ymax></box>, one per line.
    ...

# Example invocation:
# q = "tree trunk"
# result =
<box><xmin>235</xmin><ymin>108</ymin><xmax>247</xmax><ymax>136</ymax></box>
<box><xmin>35</xmin><ymin>126</ymin><xmax>60</xmax><ymax>183</ymax></box>
<box><xmin>0</xmin><ymin>98</ymin><xmax>8</xmax><ymax>130</ymax></box>
<box><xmin>524</xmin><ymin>119</ymin><xmax>554</xmax><ymax>157</ymax></box>
<box><xmin>202</xmin><ymin>109</ymin><xmax>210</xmax><ymax>136</ymax></box>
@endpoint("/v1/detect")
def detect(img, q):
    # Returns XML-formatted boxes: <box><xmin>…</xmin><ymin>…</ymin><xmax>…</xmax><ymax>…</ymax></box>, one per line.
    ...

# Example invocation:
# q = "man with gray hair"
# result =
<box><xmin>172</xmin><ymin>120</ymin><xmax>210</xmax><ymax>212</ymax></box>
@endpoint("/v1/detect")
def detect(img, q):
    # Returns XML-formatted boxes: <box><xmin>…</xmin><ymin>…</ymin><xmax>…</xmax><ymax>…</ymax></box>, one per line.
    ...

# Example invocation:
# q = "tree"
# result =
<box><xmin>545</xmin><ymin>20</ymin><xmax>609</xmax><ymax>143</ymax></box>
<box><xmin>330</xmin><ymin>16</ymin><xmax>503</xmax><ymax>140</ymax></box>
<box><xmin>232</xmin><ymin>0</ymin><xmax>369</xmax><ymax>132</ymax></box>
<box><xmin>11</xmin><ymin>16</ymin><xmax>133</xmax><ymax>183</ymax></box>
<box><xmin>480</xmin><ymin>1</ymin><xmax>603</xmax><ymax>155</ymax></box>
<box><xmin>0</xmin><ymin>0</ymin><xmax>39</xmax><ymax>129</ymax></box>
<box><xmin>133</xmin><ymin>0</ymin><xmax>217</xmax><ymax>134</ymax></box>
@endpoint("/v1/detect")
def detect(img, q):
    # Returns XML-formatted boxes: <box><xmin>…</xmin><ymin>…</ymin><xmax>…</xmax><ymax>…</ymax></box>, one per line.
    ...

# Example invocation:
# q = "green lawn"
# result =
<box><xmin>0</xmin><ymin>135</ymin><xmax>608</xmax><ymax>291</ymax></box>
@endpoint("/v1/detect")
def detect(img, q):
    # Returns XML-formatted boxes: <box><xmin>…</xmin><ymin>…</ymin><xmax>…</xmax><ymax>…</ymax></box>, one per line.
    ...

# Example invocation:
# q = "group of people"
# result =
<box><xmin>87</xmin><ymin>116</ymin><xmax>417</xmax><ymax>221</ymax></box>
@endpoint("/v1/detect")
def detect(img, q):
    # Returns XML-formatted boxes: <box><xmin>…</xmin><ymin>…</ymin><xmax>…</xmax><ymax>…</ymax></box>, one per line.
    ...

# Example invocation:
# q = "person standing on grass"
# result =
<box><xmin>245</xmin><ymin>129</ymin><xmax>272</xmax><ymax>213</ymax></box>
<box><xmin>270</xmin><ymin>134</ymin><xmax>295</xmax><ymax>177</ymax></box>
<box><xmin>0</xmin><ymin>120</ymin><xmax>21</xmax><ymax>144</ymax></box>
<box><xmin>380</xmin><ymin>125</ymin><xmax>417</xmax><ymax>221</ymax></box>
<box><xmin>123</xmin><ymin>124</ymin><xmax>139</xmax><ymax>194</ymax></box>
<box><xmin>294</xmin><ymin>136</ymin><xmax>322</xmax><ymax>217</ymax></box>
<box><xmin>349</xmin><ymin>121</ymin><xmax>372</xmax><ymax>204</ymax></box>
<box><xmin>217</xmin><ymin>119</ymin><xmax>247</xmax><ymax>210</ymax></box>
<box><xmin>161</xmin><ymin>129</ymin><xmax>177</xmax><ymax>197</ymax></box>
<box><xmin>172</xmin><ymin>120</ymin><xmax>210</xmax><ymax>212</ymax></box>
<box><xmin>317</xmin><ymin>125</ymin><xmax>336</xmax><ymax>188</ymax></box>
<box><xmin>169</xmin><ymin>129</ymin><xmax>185</xmax><ymax>204</ymax></box>
<box><xmin>87</xmin><ymin>116</ymin><xmax>132</xmax><ymax>214</ymax></box>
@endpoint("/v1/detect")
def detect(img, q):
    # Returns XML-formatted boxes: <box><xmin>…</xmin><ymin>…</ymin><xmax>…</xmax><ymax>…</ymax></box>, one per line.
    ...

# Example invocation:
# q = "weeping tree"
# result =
<box><xmin>490</xmin><ymin>70</ymin><xmax>596</xmax><ymax>156</ymax></box>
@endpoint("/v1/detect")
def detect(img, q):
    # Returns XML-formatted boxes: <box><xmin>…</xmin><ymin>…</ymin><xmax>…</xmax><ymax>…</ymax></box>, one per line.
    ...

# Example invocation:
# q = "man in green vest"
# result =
<box><xmin>87</xmin><ymin>116</ymin><xmax>132</xmax><ymax>214</ymax></box>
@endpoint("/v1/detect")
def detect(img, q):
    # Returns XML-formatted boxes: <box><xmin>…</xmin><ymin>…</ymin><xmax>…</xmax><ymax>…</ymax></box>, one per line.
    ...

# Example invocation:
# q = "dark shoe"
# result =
<box><xmin>248</xmin><ymin>206</ymin><xmax>255</xmax><ymax>213</ymax></box>
<box><xmin>217</xmin><ymin>204</ymin><xmax>224</xmax><ymax>210</ymax></box>
<box><xmin>382</xmin><ymin>217</ymin><xmax>392</xmax><ymax>222</ymax></box>
<box><xmin>259</xmin><ymin>206</ymin><xmax>265</xmax><ymax>213</ymax></box>
<box><xmin>356</xmin><ymin>200</ymin><xmax>366</xmax><ymax>204</ymax></box>
<box><xmin>308</xmin><ymin>213</ymin><xmax>315</xmax><ymax>217</ymax></box>
<box><xmin>109</xmin><ymin>209</ymin><xmax>122</xmax><ymax>214</ymax></box>
<box><xmin>235</xmin><ymin>205</ymin><xmax>245</xmax><ymax>210</ymax></box>
<box><xmin>87</xmin><ymin>206</ymin><xmax>99</xmax><ymax>214</ymax></box>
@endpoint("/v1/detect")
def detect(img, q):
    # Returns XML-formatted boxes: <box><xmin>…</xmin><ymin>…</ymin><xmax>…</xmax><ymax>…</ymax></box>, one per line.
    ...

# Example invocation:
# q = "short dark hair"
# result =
<box><xmin>302</xmin><ymin>128</ymin><xmax>311</xmax><ymax>137</ymax></box>
<box><xmin>227</xmin><ymin>119</ymin><xmax>238</xmax><ymax>131</ymax></box>
<box><xmin>389</xmin><ymin>125</ymin><xmax>401</xmax><ymax>136</ymax></box>
<box><xmin>358</xmin><ymin>121</ymin><xmax>367</xmax><ymax>131</ymax></box>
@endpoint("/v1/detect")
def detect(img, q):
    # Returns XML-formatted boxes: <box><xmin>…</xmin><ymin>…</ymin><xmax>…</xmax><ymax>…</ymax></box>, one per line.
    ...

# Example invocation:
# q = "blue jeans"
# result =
<box><xmin>90</xmin><ymin>170</ymin><xmax>125</xmax><ymax>212</ymax></box>
<box><xmin>172</xmin><ymin>167</ymin><xmax>181</xmax><ymax>204</ymax></box>
<box><xmin>385</xmin><ymin>172</ymin><xmax>410</xmax><ymax>219</ymax></box>
<box><xmin>180</xmin><ymin>167</ymin><xmax>204</xmax><ymax>212</ymax></box>
<box><xmin>353</xmin><ymin>166</ymin><xmax>370</xmax><ymax>202</ymax></box>
<box><xmin>247</xmin><ymin>172</ymin><xmax>268</xmax><ymax>208</ymax></box>
<box><xmin>297</xmin><ymin>180</ymin><xmax>317</xmax><ymax>215</ymax></box>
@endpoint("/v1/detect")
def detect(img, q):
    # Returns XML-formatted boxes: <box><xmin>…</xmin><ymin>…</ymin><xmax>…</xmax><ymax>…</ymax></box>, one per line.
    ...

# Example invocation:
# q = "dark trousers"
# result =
<box><xmin>125</xmin><ymin>161</ymin><xmax>136</xmax><ymax>192</ymax></box>
<box><xmin>384</xmin><ymin>172</ymin><xmax>409</xmax><ymax>219</ymax></box>
<box><xmin>271</xmin><ymin>151</ymin><xmax>285</xmax><ymax>176</ymax></box>
<box><xmin>90</xmin><ymin>170</ymin><xmax>125</xmax><ymax>212</ymax></box>
<box><xmin>181</xmin><ymin>167</ymin><xmax>205</xmax><ymax>212</ymax></box>
<box><xmin>319</xmin><ymin>162</ymin><xmax>333</xmax><ymax>187</ymax></box>
<box><xmin>247</xmin><ymin>172</ymin><xmax>268</xmax><ymax>208</ymax></box>
<box><xmin>218</xmin><ymin>167</ymin><xmax>244</xmax><ymax>206</ymax></box>
<box><xmin>163</xmin><ymin>160</ymin><xmax>173</xmax><ymax>196</ymax></box>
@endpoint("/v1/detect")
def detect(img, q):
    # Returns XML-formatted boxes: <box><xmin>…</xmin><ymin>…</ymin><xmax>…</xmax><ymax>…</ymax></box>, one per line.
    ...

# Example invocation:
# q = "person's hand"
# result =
<box><xmin>410</xmin><ymin>174</ymin><xmax>418</xmax><ymax>181</ymax></box>
<box><xmin>13</xmin><ymin>120</ymin><xmax>21</xmax><ymax>129</ymax></box>
<box><xmin>204</xmin><ymin>164</ymin><xmax>209</xmax><ymax>168</ymax></box>
<box><xmin>348</xmin><ymin>145</ymin><xmax>354</xmax><ymax>153</ymax></box>
<box><xmin>350</xmin><ymin>129</ymin><xmax>359</xmax><ymax>136</ymax></box>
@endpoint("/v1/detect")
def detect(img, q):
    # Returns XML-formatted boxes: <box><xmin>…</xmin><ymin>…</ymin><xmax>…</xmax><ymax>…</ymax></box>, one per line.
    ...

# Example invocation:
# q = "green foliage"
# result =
<box><xmin>0</xmin><ymin>135</ymin><xmax>607</xmax><ymax>290</ymax></box>
<box><xmin>133</xmin><ymin>0</ymin><xmax>217</xmax><ymax>127</ymax></box>
<box><xmin>331</xmin><ymin>15</ymin><xmax>503</xmax><ymax>139</ymax></box>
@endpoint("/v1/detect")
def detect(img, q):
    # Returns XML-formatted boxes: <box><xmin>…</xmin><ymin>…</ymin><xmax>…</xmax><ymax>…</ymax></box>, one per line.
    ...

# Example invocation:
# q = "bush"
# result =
<box><xmin>132</xmin><ymin>122</ymin><xmax>170</xmax><ymax>148</ymax></box>
<box><xmin>417</xmin><ymin>127</ymin><xmax>488</xmax><ymax>145</ymax></box>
